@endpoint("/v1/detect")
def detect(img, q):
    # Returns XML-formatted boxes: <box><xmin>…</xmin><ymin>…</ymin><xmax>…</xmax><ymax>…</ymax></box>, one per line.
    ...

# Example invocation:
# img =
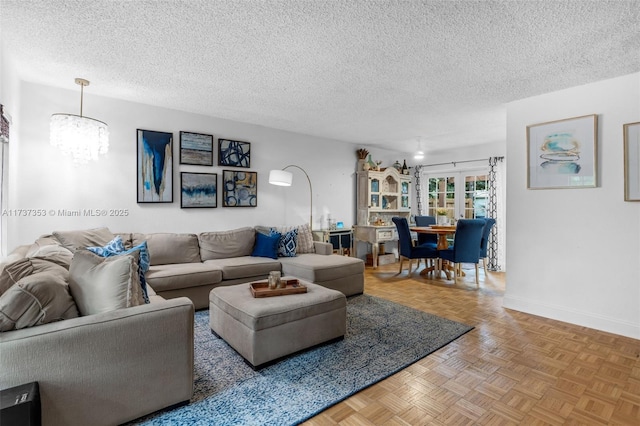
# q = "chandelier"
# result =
<box><xmin>50</xmin><ymin>78</ymin><xmax>109</xmax><ymax>164</ymax></box>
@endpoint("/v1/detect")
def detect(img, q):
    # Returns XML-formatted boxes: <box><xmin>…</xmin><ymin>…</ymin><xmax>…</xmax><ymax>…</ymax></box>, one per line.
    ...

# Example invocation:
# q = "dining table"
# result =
<box><xmin>410</xmin><ymin>225</ymin><xmax>459</xmax><ymax>278</ymax></box>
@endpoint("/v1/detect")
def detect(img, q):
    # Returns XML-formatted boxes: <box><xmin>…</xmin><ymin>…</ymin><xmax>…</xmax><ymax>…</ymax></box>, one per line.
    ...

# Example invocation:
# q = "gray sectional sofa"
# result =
<box><xmin>0</xmin><ymin>225</ymin><xmax>364</xmax><ymax>426</ymax></box>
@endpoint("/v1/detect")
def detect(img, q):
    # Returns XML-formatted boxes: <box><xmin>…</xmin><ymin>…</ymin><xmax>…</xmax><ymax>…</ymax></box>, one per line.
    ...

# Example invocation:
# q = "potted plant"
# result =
<box><xmin>436</xmin><ymin>208</ymin><xmax>449</xmax><ymax>225</ymax></box>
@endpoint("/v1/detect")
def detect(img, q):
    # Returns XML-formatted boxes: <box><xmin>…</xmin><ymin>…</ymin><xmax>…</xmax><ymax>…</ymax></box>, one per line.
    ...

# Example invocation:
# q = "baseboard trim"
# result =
<box><xmin>503</xmin><ymin>295</ymin><xmax>640</xmax><ymax>339</ymax></box>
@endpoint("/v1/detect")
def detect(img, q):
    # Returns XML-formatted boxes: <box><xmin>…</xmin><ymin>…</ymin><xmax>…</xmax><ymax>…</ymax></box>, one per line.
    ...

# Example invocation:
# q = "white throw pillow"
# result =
<box><xmin>68</xmin><ymin>249</ymin><xmax>144</xmax><ymax>316</ymax></box>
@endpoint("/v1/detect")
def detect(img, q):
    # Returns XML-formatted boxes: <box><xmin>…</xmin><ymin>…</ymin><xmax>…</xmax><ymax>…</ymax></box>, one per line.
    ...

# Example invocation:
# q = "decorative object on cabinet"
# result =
<box><xmin>179</xmin><ymin>131</ymin><xmax>213</xmax><ymax>166</ymax></box>
<box><xmin>137</xmin><ymin>129</ymin><xmax>173</xmax><ymax>203</ymax></box>
<box><xmin>180</xmin><ymin>172</ymin><xmax>217</xmax><ymax>208</ymax></box>
<box><xmin>356</xmin><ymin>148</ymin><xmax>369</xmax><ymax>171</ymax></box>
<box><xmin>624</xmin><ymin>122</ymin><xmax>640</xmax><ymax>201</ymax></box>
<box><xmin>219</xmin><ymin>139</ymin><xmax>250</xmax><ymax>168</ymax></box>
<box><xmin>401</xmin><ymin>160</ymin><xmax>409</xmax><ymax>174</ymax></box>
<box><xmin>269</xmin><ymin>165</ymin><xmax>313</xmax><ymax>226</ymax></box>
<box><xmin>222</xmin><ymin>170</ymin><xmax>257</xmax><ymax>207</ymax></box>
<box><xmin>527</xmin><ymin>114</ymin><xmax>597</xmax><ymax>189</ymax></box>
<box><xmin>50</xmin><ymin>78</ymin><xmax>109</xmax><ymax>164</ymax></box>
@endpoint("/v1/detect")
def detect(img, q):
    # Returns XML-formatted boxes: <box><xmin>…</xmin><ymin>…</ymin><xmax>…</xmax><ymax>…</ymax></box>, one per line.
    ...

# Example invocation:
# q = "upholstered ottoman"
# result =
<box><xmin>209</xmin><ymin>280</ymin><xmax>346</xmax><ymax>368</ymax></box>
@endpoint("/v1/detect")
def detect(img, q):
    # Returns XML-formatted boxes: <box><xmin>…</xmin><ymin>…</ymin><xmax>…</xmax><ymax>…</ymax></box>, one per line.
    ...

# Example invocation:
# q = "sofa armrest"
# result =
<box><xmin>0</xmin><ymin>297</ymin><xmax>195</xmax><ymax>426</ymax></box>
<box><xmin>313</xmin><ymin>241</ymin><xmax>333</xmax><ymax>255</ymax></box>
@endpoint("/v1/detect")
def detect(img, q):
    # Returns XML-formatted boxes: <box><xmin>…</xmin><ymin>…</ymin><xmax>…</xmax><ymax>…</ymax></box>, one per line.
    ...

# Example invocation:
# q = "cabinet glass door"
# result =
<box><xmin>369</xmin><ymin>178</ymin><xmax>380</xmax><ymax>208</ymax></box>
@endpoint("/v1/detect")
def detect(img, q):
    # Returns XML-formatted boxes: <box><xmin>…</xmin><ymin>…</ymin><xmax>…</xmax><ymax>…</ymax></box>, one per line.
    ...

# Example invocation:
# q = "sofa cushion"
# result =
<box><xmin>145</xmin><ymin>263</ymin><xmax>223</xmax><ymax>292</ymax></box>
<box><xmin>133</xmin><ymin>233</ymin><xmax>201</xmax><ymax>265</ymax></box>
<box><xmin>52</xmin><ymin>227</ymin><xmax>115</xmax><ymax>252</ymax></box>
<box><xmin>203</xmin><ymin>256</ymin><xmax>281</xmax><ymax>280</ymax></box>
<box><xmin>0</xmin><ymin>264</ymin><xmax>79</xmax><ymax>331</ymax></box>
<box><xmin>198</xmin><ymin>227</ymin><xmax>256</xmax><ymax>260</ymax></box>
<box><xmin>68</xmin><ymin>249</ymin><xmax>145</xmax><ymax>316</ymax></box>
<box><xmin>279</xmin><ymin>254</ymin><xmax>364</xmax><ymax>283</ymax></box>
<box><xmin>251</xmin><ymin>231</ymin><xmax>280</xmax><ymax>259</ymax></box>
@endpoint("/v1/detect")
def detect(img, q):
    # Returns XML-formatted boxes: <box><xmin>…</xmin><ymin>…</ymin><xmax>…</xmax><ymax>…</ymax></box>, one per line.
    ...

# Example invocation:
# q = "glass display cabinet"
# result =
<box><xmin>354</xmin><ymin>167</ymin><xmax>411</xmax><ymax>268</ymax></box>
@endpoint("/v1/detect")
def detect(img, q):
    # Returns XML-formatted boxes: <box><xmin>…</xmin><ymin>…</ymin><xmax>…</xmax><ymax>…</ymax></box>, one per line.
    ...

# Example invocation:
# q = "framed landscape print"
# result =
<box><xmin>222</xmin><ymin>170</ymin><xmax>257</xmax><ymax>207</ymax></box>
<box><xmin>624</xmin><ymin>122</ymin><xmax>640</xmax><ymax>201</ymax></box>
<box><xmin>179</xmin><ymin>131</ymin><xmax>213</xmax><ymax>166</ymax></box>
<box><xmin>137</xmin><ymin>129</ymin><xmax>173</xmax><ymax>203</ymax></box>
<box><xmin>180</xmin><ymin>172</ymin><xmax>217</xmax><ymax>208</ymax></box>
<box><xmin>527</xmin><ymin>114</ymin><xmax>597</xmax><ymax>189</ymax></box>
<box><xmin>219</xmin><ymin>139</ymin><xmax>250</xmax><ymax>168</ymax></box>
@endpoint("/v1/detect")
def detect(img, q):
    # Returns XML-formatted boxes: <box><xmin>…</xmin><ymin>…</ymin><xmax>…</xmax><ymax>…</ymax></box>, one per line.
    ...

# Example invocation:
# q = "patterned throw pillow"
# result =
<box><xmin>271</xmin><ymin>227</ymin><xmax>298</xmax><ymax>257</ymax></box>
<box><xmin>87</xmin><ymin>237</ymin><xmax>150</xmax><ymax>303</ymax></box>
<box><xmin>294</xmin><ymin>223</ymin><xmax>314</xmax><ymax>254</ymax></box>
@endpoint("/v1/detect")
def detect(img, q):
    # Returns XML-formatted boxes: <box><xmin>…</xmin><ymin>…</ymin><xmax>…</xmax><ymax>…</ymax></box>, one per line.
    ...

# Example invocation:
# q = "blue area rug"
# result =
<box><xmin>132</xmin><ymin>294</ymin><xmax>473</xmax><ymax>425</ymax></box>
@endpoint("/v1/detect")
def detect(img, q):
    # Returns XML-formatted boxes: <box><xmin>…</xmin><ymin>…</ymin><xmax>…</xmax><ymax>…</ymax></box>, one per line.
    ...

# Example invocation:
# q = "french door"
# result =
<box><xmin>423</xmin><ymin>169</ymin><xmax>489</xmax><ymax>222</ymax></box>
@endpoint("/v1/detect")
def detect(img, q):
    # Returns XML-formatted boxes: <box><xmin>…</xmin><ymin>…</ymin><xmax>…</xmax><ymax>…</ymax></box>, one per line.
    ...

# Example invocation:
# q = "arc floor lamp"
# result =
<box><xmin>268</xmin><ymin>165</ymin><xmax>313</xmax><ymax>227</ymax></box>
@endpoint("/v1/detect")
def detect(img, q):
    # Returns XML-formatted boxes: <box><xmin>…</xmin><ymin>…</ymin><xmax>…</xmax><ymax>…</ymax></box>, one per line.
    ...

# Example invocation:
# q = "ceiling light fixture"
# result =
<box><xmin>50</xmin><ymin>78</ymin><xmax>109</xmax><ymax>164</ymax></box>
<box><xmin>413</xmin><ymin>137</ymin><xmax>424</xmax><ymax>161</ymax></box>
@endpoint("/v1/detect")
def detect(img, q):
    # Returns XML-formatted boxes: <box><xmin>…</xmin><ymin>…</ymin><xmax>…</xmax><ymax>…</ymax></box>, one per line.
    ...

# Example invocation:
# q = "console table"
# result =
<box><xmin>353</xmin><ymin>225</ymin><xmax>397</xmax><ymax>268</ymax></box>
<box><xmin>312</xmin><ymin>228</ymin><xmax>354</xmax><ymax>256</ymax></box>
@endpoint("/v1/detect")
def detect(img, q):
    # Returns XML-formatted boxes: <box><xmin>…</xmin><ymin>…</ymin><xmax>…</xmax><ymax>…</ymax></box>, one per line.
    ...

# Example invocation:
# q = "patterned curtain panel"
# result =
<box><xmin>487</xmin><ymin>157</ymin><xmax>505</xmax><ymax>271</ymax></box>
<box><xmin>413</xmin><ymin>165</ymin><xmax>424</xmax><ymax>215</ymax></box>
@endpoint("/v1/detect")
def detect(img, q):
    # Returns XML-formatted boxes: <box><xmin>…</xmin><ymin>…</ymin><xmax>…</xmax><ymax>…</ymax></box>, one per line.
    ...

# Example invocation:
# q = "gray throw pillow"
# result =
<box><xmin>68</xmin><ymin>249</ymin><xmax>144</xmax><ymax>316</ymax></box>
<box><xmin>0</xmin><ymin>267</ymin><xmax>79</xmax><ymax>331</ymax></box>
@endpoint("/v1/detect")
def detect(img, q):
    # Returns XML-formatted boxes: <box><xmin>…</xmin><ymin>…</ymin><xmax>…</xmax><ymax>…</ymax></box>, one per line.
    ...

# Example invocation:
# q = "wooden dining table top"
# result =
<box><xmin>410</xmin><ymin>225</ymin><xmax>457</xmax><ymax>233</ymax></box>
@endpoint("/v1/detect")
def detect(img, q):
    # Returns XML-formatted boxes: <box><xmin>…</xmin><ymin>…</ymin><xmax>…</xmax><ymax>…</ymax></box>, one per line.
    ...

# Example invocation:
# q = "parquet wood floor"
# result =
<box><xmin>301</xmin><ymin>262</ymin><xmax>640</xmax><ymax>425</ymax></box>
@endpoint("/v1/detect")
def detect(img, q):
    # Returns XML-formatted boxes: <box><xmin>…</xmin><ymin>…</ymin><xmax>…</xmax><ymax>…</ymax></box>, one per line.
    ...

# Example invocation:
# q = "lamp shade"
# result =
<box><xmin>269</xmin><ymin>169</ymin><xmax>293</xmax><ymax>186</ymax></box>
<box><xmin>50</xmin><ymin>113</ymin><xmax>109</xmax><ymax>164</ymax></box>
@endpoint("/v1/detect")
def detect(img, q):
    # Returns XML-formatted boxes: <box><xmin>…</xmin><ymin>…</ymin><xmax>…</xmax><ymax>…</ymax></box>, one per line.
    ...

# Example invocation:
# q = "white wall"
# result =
<box><xmin>7</xmin><ymin>81</ymin><xmax>360</xmax><ymax>250</ymax></box>
<box><xmin>505</xmin><ymin>72</ymin><xmax>640</xmax><ymax>339</ymax></box>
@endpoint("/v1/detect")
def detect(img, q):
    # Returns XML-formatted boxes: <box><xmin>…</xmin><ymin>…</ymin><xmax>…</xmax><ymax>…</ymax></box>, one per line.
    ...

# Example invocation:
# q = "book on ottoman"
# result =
<box><xmin>0</xmin><ymin>381</ymin><xmax>41</xmax><ymax>426</ymax></box>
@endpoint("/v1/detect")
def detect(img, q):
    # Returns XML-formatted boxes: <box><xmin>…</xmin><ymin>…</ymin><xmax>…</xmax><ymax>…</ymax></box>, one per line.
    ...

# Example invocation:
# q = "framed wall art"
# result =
<box><xmin>137</xmin><ymin>129</ymin><xmax>173</xmax><ymax>203</ymax></box>
<box><xmin>527</xmin><ymin>114</ymin><xmax>598</xmax><ymax>189</ymax></box>
<box><xmin>180</xmin><ymin>172</ymin><xmax>217</xmax><ymax>208</ymax></box>
<box><xmin>219</xmin><ymin>139</ymin><xmax>250</xmax><ymax>168</ymax></box>
<box><xmin>624</xmin><ymin>122</ymin><xmax>640</xmax><ymax>201</ymax></box>
<box><xmin>222</xmin><ymin>170</ymin><xmax>257</xmax><ymax>207</ymax></box>
<box><xmin>179</xmin><ymin>131</ymin><xmax>213</xmax><ymax>166</ymax></box>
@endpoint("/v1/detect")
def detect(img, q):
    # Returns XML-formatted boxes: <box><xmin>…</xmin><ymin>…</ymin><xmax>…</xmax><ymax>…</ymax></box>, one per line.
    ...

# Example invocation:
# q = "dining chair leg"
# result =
<box><xmin>398</xmin><ymin>257</ymin><xmax>404</xmax><ymax>274</ymax></box>
<box><xmin>408</xmin><ymin>259</ymin><xmax>413</xmax><ymax>276</ymax></box>
<box><xmin>475</xmin><ymin>263</ymin><xmax>479</xmax><ymax>287</ymax></box>
<box><xmin>483</xmin><ymin>258</ymin><xmax>488</xmax><ymax>275</ymax></box>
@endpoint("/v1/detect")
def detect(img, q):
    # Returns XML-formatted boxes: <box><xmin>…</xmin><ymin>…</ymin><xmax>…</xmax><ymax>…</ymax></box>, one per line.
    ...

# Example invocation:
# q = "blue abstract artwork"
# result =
<box><xmin>219</xmin><ymin>139</ymin><xmax>250</xmax><ymax>168</ymax></box>
<box><xmin>180</xmin><ymin>131</ymin><xmax>213</xmax><ymax>165</ymax></box>
<box><xmin>181</xmin><ymin>172</ymin><xmax>217</xmax><ymax>208</ymax></box>
<box><xmin>137</xmin><ymin>129</ymin><xmax>173</xmax><ymax>203</ymax></box>
<box><xmin>222</xmin><ymin>170</ymin><xmax>257</xmax><ymax>207</ymax></box>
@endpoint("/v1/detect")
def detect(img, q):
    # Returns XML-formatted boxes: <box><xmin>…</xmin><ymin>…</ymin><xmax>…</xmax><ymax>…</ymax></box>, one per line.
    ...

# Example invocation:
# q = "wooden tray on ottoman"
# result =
<box><xmin>250</xmin><ymin>278</ymin><xmax>307</xmax><ymax>298</ymax></box>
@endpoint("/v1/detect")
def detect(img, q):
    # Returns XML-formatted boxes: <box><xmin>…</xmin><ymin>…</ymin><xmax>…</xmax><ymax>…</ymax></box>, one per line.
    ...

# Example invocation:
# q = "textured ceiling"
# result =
<box><xmin>1</xmin><ymin>0</ymin><xmax>639</xmax><ymax>155</ymax></box>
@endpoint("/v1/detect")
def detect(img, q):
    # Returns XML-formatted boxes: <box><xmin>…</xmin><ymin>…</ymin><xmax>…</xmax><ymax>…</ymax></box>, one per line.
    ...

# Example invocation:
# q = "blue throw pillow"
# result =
<box><xmin>251</xmin><ymin>231</ymin><xmax>281</xmax><ymax>259</ymax></box>
<box><xmin>86</xmin><ymin>237</ymin><xmax>150</xmax><ymax>303</ymax></box>
<box><xmin>271</xmin><ymin>227</ymin><xmax>298</xmax><ymax>257</ymax></box>
<box><xmin>86</xmin><ymin>235</ymin><xmax>125</xmax><ymax>257</ymax></box>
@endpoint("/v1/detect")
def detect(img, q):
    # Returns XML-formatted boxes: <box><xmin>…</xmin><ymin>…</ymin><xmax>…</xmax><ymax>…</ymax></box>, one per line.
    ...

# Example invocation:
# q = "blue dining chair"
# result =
<box><xmin>414</xmin><ymin>215</ymin><xmax>437</xmax><ymax>249</ymax></box>
<box><xmin>438</xmin><ymin>219</ymin><xmax>485</xmax><ymax>287</ymax></box>
<box><xmin>479</xmin><ymin>218</ymin><xmax>496</xmax><ymax>274</ymax></box>
<box><xmin>392</xmin><ymin>217</ymin><xmax>439</xmax><ymax>276</ymax></box>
